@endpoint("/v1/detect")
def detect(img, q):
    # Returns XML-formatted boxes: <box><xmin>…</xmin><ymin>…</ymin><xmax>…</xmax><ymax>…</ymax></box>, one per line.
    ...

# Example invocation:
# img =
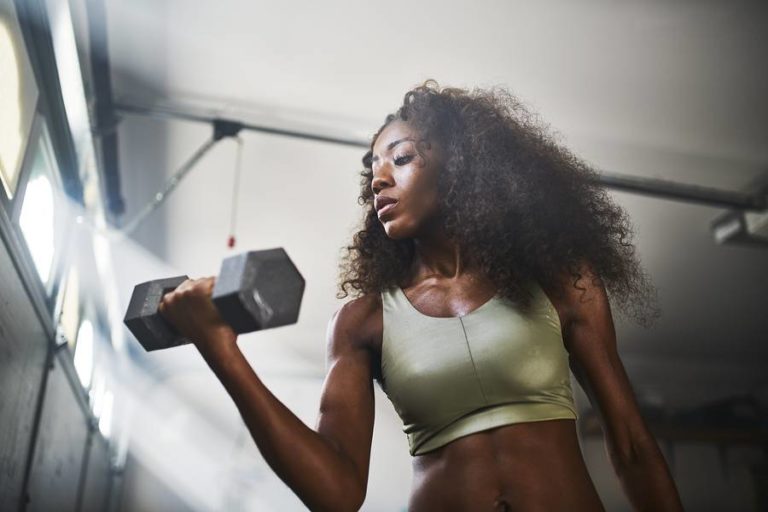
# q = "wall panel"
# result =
<box><xmin>79</xmin><ymin>433</ymin><xmax>111</xmax><ymax>512</ymax></box>
<box><xmin>0</xmin><ymin>228</ymin><xmax>49</xmax><ymax>510</ymax></box>
<box><xmin>25</xmin><ymin>351</ymin><xmax>89</xmax><ymax>512</ymax></box>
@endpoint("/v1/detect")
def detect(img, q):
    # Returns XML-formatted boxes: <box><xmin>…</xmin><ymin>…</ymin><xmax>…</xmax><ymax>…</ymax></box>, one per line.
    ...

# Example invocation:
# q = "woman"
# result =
<box><xmin>158</xmin><ymin>81</ymin><xmax>684</xmax><ymax>511</ymax></box>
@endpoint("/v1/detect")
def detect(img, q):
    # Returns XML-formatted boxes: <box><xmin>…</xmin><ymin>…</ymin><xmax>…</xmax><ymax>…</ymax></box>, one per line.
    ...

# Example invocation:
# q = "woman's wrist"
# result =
<box><xmin>195</xmin><ymin>325</ymin><xmax>239</xmax><ymax>362</ymax></box>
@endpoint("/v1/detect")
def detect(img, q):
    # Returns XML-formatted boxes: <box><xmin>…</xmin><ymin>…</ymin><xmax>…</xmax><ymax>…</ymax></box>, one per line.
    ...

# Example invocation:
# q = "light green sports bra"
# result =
<box><xmin>380</xmin><ymin>280</ymin><xmax>578</xmax><ymax>456</ymax></box>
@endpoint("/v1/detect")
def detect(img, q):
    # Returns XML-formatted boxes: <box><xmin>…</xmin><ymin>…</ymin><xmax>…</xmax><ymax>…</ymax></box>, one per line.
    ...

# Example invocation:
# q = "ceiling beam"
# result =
<box><xmin>115</xmin><ymin>102</ymin><xmax>766</xmax><ymax>213</ymax></box>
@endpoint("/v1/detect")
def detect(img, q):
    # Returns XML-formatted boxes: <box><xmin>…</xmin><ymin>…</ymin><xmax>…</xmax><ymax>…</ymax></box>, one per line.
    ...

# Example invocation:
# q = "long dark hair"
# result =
<box><xmin>337</xmin><ymin>80</ymin><xmax>659</xmax><ymax>327</ymax></box>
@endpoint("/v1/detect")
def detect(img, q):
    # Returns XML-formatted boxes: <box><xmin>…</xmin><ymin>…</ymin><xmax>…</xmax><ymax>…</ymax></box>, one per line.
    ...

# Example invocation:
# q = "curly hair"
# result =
<box><xmin>337</xmin><ymin>80</ymin><xmax>660</xmax><ymax>327</ymax></box>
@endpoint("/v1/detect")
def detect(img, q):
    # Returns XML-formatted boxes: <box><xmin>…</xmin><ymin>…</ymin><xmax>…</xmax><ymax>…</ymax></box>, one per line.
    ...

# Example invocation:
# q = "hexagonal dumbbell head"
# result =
<box><xmin>124</xmin><ymin>275</ymin><xmax>190</xmax><ymax>351</ymax></box>
<box><xmin>211</xmin><ymin>248</ymin><xmax>305</xmax><ymax>333</ymax></box>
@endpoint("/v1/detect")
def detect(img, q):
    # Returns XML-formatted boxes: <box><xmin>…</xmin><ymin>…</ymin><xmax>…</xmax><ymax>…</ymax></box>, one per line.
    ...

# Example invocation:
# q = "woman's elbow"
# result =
<box><xmin>309</xmin><ymin>475</ymin><xmax>366</xmax><ymax>512</ymax></box>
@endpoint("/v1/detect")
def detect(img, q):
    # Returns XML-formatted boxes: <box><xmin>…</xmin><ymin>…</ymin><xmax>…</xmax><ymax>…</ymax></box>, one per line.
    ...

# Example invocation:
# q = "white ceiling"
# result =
<box><xmin>106</xmin><ymin>0</ymin><xmax>768</xmax><ymax>160</ymax></box>
<box><xmin>102</xmin><ymin>1</ymin><xmax>768</xmax><ymax>507</ymax></box>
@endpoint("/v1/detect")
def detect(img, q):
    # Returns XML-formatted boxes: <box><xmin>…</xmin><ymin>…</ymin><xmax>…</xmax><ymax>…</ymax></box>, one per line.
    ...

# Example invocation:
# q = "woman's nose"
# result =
<box><xmin>371</xmin><ymin>169</ymin><xmax>393</xmax><ymax>195</ymax></box>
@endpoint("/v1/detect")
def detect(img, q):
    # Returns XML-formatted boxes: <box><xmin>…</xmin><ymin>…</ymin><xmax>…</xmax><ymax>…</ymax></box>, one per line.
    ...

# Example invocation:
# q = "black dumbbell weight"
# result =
<box><xmin>124</xmin><ymin>248</ymin><xmax>305</xmax><ymax>351</ymax></box>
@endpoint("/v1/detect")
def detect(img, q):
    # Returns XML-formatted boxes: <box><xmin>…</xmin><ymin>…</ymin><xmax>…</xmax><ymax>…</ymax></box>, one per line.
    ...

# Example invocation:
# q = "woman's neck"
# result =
<box><xmin>409</xmin><ymin>228</ymin><xmax>479</xmax><ymax>282</ymax></box>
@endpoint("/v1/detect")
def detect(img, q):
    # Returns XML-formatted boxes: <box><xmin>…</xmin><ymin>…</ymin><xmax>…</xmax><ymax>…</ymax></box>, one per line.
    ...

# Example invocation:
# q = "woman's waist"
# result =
<box><xmin>409</xmin><ymin>419</ymin><xmax>599</xmax><ymax>511</ymax></box>
<box><xmin>412</xmin><ymin>417</ymin><xmax>583</xmax><ymax>481</ymax></box>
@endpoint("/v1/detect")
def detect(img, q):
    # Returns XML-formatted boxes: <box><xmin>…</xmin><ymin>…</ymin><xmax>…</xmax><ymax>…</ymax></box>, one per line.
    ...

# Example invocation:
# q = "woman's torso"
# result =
<box><xmin>362</xmin><ymin>275</ymin><xmax>605</xmax><ymax>511</ymax></box>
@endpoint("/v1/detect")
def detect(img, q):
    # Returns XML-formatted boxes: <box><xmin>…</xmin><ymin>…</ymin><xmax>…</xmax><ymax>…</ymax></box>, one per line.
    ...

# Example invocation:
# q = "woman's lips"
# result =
<box><xmin>377</xmin><ymin>201</ymin><xmax>397</xmax><ymax>218</ymax></box>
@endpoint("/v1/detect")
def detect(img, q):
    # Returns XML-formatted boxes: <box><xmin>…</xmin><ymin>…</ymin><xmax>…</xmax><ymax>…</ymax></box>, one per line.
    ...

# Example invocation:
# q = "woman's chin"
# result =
<box><xmin>382</xmin><ymin>221</ymin><xmax>409</xmax><ymax>240</ymax></box>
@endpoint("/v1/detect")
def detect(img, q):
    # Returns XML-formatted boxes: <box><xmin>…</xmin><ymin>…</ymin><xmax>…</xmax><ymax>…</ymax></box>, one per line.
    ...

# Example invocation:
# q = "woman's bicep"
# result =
<box><xmin>315</xmin><ymin>305</ymin><xmax>376</xmax><ymax>493</ymax></box>
<box><xmin>557</xmin><ymin>262</ymin><xmax>652</xmax><ymax>466</ymax></box>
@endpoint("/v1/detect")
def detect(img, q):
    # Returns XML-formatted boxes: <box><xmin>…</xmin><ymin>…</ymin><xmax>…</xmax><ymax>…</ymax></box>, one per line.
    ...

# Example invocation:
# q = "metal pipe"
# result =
<box><xmin>592</xmin><ymin>173</ymin><xmax>766</xmax><ymax>212</ymax></box>
<box><xmin>115</xmin><ymin>102</ymin><xmax>369</xmax><ymax>149</ymax></box>
<box><xmin>87</xmin><ymin>0</ymin><xmax>125</xmax><ymax>217</ymax></box>
<box><xmin>114</xmin><ymin>102</ymin><xmax>766</xmax><ymax>213</ymax></box>
<box><xmin>119</xmin><ymin>137</ymin><xmax>218</xmax><ymax>235</ymax></box>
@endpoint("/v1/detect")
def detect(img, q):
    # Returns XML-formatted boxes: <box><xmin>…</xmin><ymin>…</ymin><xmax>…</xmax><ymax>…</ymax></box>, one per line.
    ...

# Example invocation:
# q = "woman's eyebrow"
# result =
<box><xmin>370</xmin><ymin>137</ymin><xmax>415</xmax><ymax>163</ymax></box>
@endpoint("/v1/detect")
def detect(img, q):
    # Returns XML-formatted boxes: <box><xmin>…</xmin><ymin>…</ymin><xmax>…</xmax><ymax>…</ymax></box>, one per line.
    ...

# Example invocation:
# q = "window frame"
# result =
<box><xmin>0</xmin><ymin>0</ymin><xmax>42</xmax><ymax>211</ymax></box>
<box><xmin>0</xmin><ymin>0</ymin><xmax>86</xmax><ymax>328</ymax></box>
<box><xmin>10</xmin><ymin>110</ymin><xmax>77</xmax><ymax>311</ymax></box>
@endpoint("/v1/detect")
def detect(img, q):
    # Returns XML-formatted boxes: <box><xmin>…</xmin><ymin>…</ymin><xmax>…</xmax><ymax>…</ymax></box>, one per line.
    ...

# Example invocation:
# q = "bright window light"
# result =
<box><xmin>0</xmin><ymin>12</ymin><xmax>38</xmax><ymax>199</ymax></box>
<box><xmin>87</xmin><ymin>346</ymin><xmax>114</xmax><ymax>439</ymax></box>
<box><xmin>74</xmin><ymin>319</ymin><xmax>94</xmax><ymax>388</ymax></box>
<box><xmin>18</xmin><ymin>121</ymin><xmax>65</xmax><ymax>292</ymax></box>
<box><xmin>19</xmin><ymin>173</ymin><xmax>54</xmax><ymax>283</ymax></box>
<box><xmin>0</xmin><ymin>20</ymin><xmax>22</xmax><ymax>197</ymax></box>
<box><xmin>89</xmin><ymin>372</ymin><xmax>105</xmax><ymax>416</ymax></box>
<box><xmin>98</xmin><ymin>390</ymin><xmax>113</xmax><ymax>438</ymax></box>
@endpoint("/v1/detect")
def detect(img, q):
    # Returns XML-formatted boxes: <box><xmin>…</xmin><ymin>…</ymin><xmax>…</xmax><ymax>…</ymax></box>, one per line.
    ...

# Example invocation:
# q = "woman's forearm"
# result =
<box><xmin>198</xmin><ymin>335</ymin><xmax>364</xmax><ymax>512</ymax></box>
<box><xmin>614</xmin><ymin>439</ymin><xmax>684</xmax><ymax>512</ymax></box>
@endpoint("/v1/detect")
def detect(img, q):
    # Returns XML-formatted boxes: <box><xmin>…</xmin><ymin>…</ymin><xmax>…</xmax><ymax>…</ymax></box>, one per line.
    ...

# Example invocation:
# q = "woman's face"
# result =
<box><xmin>370</xmin><ymin>120</ymin><xmax>443</xmax><ymax>239</ymax></box>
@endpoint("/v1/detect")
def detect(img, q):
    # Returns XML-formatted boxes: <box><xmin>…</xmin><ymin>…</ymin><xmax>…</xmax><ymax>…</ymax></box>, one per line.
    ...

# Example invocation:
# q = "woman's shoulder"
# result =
<box><xmin>536</xmin><ymin>263</ymin><xmax>601</xmax><ymax>331</ymax></box>
<box><xmin>334</xmin><ymin>292</ymin><xmax>383</xmax><ymax>353</ymax></box>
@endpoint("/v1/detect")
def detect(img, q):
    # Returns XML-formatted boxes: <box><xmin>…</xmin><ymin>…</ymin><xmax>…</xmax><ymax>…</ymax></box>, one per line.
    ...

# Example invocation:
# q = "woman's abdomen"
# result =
<box><xmin>409</xmin><ymin>419</ymin><xmax>605</xmax><ymax>512</ymax></box>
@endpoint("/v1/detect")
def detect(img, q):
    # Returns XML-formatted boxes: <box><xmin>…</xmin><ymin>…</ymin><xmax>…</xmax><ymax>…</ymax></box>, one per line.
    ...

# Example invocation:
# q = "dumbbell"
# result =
<box><xmin>123</xmin><ymin>248</ymin><xmax>305</xmax><ymax>351</ymax></box>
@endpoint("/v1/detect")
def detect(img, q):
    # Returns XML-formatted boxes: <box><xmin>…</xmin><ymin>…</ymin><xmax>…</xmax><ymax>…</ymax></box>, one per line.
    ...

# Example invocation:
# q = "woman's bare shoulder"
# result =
<box><xmin>332</xmin><ymin>292</ymin><xmax>383</xmax><ymax>352</ymax></box>
<box><xmin>538</xmin><ymin>262</ymin><xmax>601</xmax><ymax>333</ymax></box>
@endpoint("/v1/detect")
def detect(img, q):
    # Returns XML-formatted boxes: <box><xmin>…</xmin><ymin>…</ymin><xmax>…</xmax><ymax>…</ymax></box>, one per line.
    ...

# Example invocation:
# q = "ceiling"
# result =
<box><xmin>100</xmin><ymin>1</ymin><xmax>768</xmax><ymax>504</ymax></box>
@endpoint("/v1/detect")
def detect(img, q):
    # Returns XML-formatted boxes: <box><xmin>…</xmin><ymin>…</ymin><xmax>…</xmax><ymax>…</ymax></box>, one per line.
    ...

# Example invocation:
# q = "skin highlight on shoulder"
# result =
<box><xmin>334</xmin><ymin>293</ymin><xmax>383</xmax><ymax>353</ymax></box>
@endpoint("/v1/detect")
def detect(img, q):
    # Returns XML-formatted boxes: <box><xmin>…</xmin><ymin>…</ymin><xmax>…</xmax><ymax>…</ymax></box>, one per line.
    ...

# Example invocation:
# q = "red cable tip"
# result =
<box><xmin>227</xmin><ymin>235</ymin><xmax>236</xmax><ymax>248</ymax></box>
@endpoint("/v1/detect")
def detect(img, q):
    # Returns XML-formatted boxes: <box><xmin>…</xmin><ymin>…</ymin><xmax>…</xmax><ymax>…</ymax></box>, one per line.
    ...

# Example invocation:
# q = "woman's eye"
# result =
<box><xmin>394</xmin><ymin>154</ymin><xmax>415</xmax><ymax>166</ymax></box>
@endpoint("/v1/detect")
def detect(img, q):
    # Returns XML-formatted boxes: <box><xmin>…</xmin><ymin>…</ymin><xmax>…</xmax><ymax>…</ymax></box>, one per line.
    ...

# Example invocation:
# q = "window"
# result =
<box><xmin>17</xmin><ymin>120</ymin><xmax>69</xmax><ymax>294</ymax></box>
<box><xmin>89</xmin><ymin>371</ymin><xmax>114</xmax><ymax>438</ymax></box>
<box><xmin>0</xmin><ymin>0</ymin><xmax>39</xmax><ymax>200</ymax></box>
<box><xmin>73</xmin><ymin>318</ymin><xmax>94</xmax><ymax>388</ymax></box>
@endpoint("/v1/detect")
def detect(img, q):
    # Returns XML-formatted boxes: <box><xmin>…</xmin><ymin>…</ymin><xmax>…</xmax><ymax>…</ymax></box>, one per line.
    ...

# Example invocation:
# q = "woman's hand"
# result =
<box><xmin>157</xmin><ymin>276</ymin><xmax>237</xmax><ymax>354</ymax></box>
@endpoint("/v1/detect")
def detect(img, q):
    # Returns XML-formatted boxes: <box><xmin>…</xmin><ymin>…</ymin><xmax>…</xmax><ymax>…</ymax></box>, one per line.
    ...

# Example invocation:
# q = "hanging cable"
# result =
<box><xmin>118</xmin><ymin>119</ymin><xmax>243</xmax><ymax>236</ymax></box>
<box><xmin>227</xmin><ymin>137</ymin><xmax>244</xmax><ymax>249</ymax></box>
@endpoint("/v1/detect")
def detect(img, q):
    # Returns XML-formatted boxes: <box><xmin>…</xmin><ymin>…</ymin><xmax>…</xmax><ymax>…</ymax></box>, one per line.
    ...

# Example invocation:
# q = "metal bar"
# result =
<box><xmin>119</xmin><ymin>136</ymin><xmax>219</xmax><ymax>235</ymax></box>
<box><xmin>592</xmin><ymin>173</ymin><xmax>766</xmax><ymax>212</ymax></box>
<box><xmin>114</xmin><ymin>102</ymin><xmax>370</xmax><ymax>149</ymax></box>
<box><xmin>87</xmin><ymin>0</ymin><xmax>125</xmax><ymax>217</ymax></box>
<box><xmin>114</xmin><ymin>102</ymin><xmax>767</xmax><ymax>213</ymax></box>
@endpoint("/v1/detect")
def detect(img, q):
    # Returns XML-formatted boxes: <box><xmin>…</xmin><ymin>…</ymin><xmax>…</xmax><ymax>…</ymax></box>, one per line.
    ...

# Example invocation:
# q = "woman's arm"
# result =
<box><xmin>552</xmin><ymin>264</ymin><xmax>685</xmax><ymax>512</ymax></box>
<box><xmin>158</xmin><ymin>277</ymin><xmax>375</xmax><ymax>512</ymax></box>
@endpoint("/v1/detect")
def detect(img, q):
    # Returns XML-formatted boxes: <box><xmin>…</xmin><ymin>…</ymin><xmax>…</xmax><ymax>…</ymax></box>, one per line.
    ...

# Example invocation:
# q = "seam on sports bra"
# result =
<box><xmin>380</xmin><ymin>290</ymin><xmax>388</xmax><ymax>391</ymax></box>
<box><xmin>458</xmin><ymin>316</ymin><xmax>489</xmax><ymax>405</ymax></box>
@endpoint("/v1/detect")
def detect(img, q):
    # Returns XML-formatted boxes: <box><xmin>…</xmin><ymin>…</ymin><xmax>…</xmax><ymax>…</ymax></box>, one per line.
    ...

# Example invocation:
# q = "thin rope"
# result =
<box><xmin>227</xmin><ymin>136</ymin><xmax>244</xmax><ymax>248</ymax></box>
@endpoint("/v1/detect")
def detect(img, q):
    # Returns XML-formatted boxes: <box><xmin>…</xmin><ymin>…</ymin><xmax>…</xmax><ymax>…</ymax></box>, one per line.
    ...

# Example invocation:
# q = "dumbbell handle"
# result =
<box><xmin>124</xmin><ymin>275</ymin><xmax>192</xmax><ymax>351</ymax></box>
